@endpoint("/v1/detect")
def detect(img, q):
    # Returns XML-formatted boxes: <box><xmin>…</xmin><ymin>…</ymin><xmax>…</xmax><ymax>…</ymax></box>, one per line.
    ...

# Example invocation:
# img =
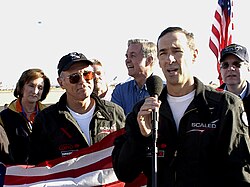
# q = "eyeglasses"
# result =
<box><xmin>220</xmin><ymin>61</ymin><xmax>245</xmax><ymax>69</ymax></box>
<box><xmin>66</xmin><ymin>71</ymin><xmax>94</xmax><ymax>84</ymax></box>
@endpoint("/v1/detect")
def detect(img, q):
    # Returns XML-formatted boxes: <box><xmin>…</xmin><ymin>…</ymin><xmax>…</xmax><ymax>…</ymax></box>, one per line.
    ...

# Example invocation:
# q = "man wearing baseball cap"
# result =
<box><xmin>29</xmin><ymin>52</ymin><xmax>125</xmax><ymax>164</ymax></box>
<box><xmin>218</xmin><ymin>43</ymin><xmax>250</xmax><ymax>135</ymax></box>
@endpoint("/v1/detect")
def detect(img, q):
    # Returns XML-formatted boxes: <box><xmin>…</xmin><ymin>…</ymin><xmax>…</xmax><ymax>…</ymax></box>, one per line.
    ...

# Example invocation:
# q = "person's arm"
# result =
<box><xmin>113</xmin><ymin>103</ymin><xmax>126</xmax><ymax>130</ymax></box>
<box><xmin>112</xmin><ymin>97</ymin><xmax>160</xmax><ymax>182</ymax></box>
<box><xmin>111</xmin><ymin>84</ymin><xmax>123</xmax><ymax>108</ymax></box>
<box><xmin>0</xmin><ymin>125</ymin><xmax>10</xmax><ymax>164</ymax></box>
<box><xmin>112</xmin><ymin>111</ymin><xmax>148</xmax><ymax>182</ymax></box>
<box><xmin>219</xmin><ymin>96</ymin><xmax>250</xmax><ymax>185</ymax></box>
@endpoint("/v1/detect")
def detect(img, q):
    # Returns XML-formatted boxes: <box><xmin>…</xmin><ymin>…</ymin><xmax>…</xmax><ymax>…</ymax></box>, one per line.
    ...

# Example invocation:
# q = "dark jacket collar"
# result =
<box><xmin>57</xmin><ymin>92</ymin><xmax>113</xmax><ymax>121</ymax></box>
<box><xmin>159</xmin><ymin>77</ymin><xmax>211</xmax><ymax>122</ymax></box>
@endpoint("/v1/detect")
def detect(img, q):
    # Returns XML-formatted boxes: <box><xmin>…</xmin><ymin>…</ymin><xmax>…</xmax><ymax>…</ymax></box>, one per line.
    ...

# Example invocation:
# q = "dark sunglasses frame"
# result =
<box><xmin>66</xmin><ymin>71</ymin><xmax>94</xmax><ymax>84</ymax></box>
<box><xmin>220</xmin><ymin>61</ymin><xmax>245</xmax><ymax>69</ymax></box>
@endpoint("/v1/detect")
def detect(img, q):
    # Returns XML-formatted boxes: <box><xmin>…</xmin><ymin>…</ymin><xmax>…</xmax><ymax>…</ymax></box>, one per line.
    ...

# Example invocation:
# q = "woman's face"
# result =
<box><xmin>22</xmin><ymin>77</ymin><xmax>44</xmax><ymax>103</ymax></box>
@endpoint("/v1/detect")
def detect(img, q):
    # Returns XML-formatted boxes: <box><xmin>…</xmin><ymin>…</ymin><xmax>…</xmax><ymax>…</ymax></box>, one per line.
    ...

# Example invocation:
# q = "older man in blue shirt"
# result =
<box><xmin>111</xmin><ymin>39</ymin><xmax>158</xmax><ymax>115</ymax></box>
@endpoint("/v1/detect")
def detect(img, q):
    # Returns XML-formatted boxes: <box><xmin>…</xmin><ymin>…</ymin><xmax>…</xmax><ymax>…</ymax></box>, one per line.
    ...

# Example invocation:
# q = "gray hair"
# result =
<box><xmin>128</xmin><ymin>39</ymin><xmax>157</xmax><ymax>63</ymax></box>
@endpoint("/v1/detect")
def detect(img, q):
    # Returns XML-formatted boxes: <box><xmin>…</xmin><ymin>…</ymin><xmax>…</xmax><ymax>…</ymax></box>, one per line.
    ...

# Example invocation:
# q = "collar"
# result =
<box><xmin>133</xmin><ymin>79</ymin><xmax>147</xmax><ymax>91</ymax></box>
<box><xmin>58</xmin><ymin>92</ymin><xmax>114</xmax><ymax>121</ymax></box>
<box><xmin>16</xmin><ymin>98</ymin><xmax>39</xmax><ymax>124</ymax></box>
<box><xmin>224</xmin><ymin>82</ymin><xmax>248</xmax><ymax>99</ymax></box>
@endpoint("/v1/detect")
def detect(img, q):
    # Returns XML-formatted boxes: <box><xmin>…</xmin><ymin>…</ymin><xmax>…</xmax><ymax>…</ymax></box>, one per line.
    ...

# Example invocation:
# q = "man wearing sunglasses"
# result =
<box><xmin>218</xmin><ymin>43</ymin><xmax>250</xmax><ymax>135</ymax></box>
<box><xmin>28</xmin><ymin>52</ymin><xmax>126</xmax><ymax>164</ymax></box>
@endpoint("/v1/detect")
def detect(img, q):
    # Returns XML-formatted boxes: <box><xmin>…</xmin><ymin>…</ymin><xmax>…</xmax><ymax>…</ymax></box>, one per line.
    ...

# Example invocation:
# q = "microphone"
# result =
<box><xmin>146</xmin><ymin>75</ymin><xmax>163</xmax><ymax>130</ymax></box>
<box><xmin>146</xmin><ymin>75</ymin><xmax>163</xmax><ymax>98</ymax></box>
<box><xmin>146</xmin><ymin>75</ymin><xmax>163</xmax><ymax>187</ymax></box>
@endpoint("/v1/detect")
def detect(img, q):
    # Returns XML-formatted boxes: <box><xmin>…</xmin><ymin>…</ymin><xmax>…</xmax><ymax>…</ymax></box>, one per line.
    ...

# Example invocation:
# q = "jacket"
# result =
<box><xmin>0</xmin><ymin>124</ymin><xmax>10</xmax><ymax>164</ymax></box>
<box><xmin>218</xmin><ymin>81</ymin><xmax>250</xmax><ymax>136</ymax></box>
<box><xmin>112</xmin><ymin>77</ymin><xmax>250</xmax><ymax>187</ymax></box>
<box><xmin>0</xmin><ymin>99</ymin><xmax>46</xmax><ymax>164</ymax></box>
<box><xmin>29</xmin><ymin>93</ymin><xmax>125</xmax><ymax>165</ymax></box>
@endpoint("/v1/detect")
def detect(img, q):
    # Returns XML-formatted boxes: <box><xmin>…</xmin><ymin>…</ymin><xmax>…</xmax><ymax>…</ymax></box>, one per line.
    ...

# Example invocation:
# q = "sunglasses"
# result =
<box><xmin>220</xmin><ymin>61</ymin><xmax>245</xmax><ymax>69</ymax></box>
<box><xmin>66</xmin><ymin>71</ymin><xmax>94</xmax><ymax>84</ymax></box>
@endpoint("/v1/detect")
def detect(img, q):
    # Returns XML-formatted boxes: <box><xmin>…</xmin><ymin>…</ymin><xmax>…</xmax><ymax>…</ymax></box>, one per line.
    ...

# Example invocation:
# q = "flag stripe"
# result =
<box><xmin>5</xmin><ymin>169</ymin><xmax>123</xmax><ymax>187</ymax></box>
<box><xmin>5</xmin><ymin>168</ymin><xmax>118</xmax><ymax>187</ymax></box>
<box><xmin>5</xmin><ymin>147</ymin><xmax>114</xmax><ymax>176</ymax></box>
<box><xmin>4</xmin><ymin>129</ymin><xmax>131</xmax><ymax>187</ymax></box>
<box><xmin>5</xmin><ymin>156</ymin><xmax>113</xmax><ymax>185</ymax></box>
<box><xmin>209</xmin><ymin>0</ymin><xmax>234</xmax><ymax>84</ymax></box>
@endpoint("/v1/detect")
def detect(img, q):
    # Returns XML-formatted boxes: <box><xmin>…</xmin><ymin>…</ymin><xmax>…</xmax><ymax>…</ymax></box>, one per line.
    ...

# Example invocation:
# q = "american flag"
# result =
<box><xmin>1</xmin><ymin>129</ymin><xmax>147</xmax><ymax>187</ymax></box>
<box><xmin>209</xmin><ymin>0</ymin><xmax>234</xmax><ymax>84</ymax></box>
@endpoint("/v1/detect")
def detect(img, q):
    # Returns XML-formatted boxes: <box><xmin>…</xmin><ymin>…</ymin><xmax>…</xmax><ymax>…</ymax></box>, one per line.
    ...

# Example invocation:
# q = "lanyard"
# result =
<box><xmin>21</xmin><ymin>104</ymin><xmax>39</xmax><ymax>131</ymax></box>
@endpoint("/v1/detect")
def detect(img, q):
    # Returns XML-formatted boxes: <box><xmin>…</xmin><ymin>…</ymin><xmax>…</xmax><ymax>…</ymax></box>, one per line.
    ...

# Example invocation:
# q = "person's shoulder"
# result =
<box><xmin>38</xmin><ymin>102</ymin><xmax>59</xmax><ymax>115</ymax></box>
<box><xmin>114</xmin><ymin>78</ymin><xmax>134</xmax><ymax>88</ymax></box>
<box><xmin>101</xmin><ymin>99</ymin><xmax>123</xmax><ymax>108</ymax></box>
<box><xmin>0</xmin><ymin>100</ymin><xmax>18</xmax><ymax>116</ymax></box>
<box><xmin>204</xmin><ymin>84</ymin><xmax>242</xmax><ymax>103</ymax></box>
<box><xmin>222</xmin><ymin>89</ymin><xmax>242</xmax><ymax>101</ymax></box>
<box><xmin>0</xmin><ymin>107</ymin><xmax>15</xmax><ymax>124</ymax></box>
<box><xmin>111</xmin><ymin>80</ymin><xmax>132</xmax><ymax>97</ymax></box>
<box><xmin>38</xmin><ymin>102</ymin><xmax>48</xmax><ymax>110</ymax></box>
<box><xmin>100</xmin><ymin>100</ymin><xmax>125</xmax><ymax>114</ymax></box>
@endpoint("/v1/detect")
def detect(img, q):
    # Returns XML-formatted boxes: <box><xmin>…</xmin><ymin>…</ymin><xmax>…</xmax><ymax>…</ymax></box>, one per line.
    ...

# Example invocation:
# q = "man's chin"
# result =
<box><xmin>127</xmin><ymin>71</ymin><xmax>134</xmax><ymax>77</ymax></box>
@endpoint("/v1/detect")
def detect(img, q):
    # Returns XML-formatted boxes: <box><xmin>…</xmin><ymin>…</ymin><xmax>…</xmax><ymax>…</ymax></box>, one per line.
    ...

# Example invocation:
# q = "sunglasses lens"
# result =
<box><xmin>69</xmin><ymin>73</ymin><xmax>81</xmax><ymax>84</ymax></box>
<box><xmin>83</xmin><ymin>71</ymin><xmax>94</xmax><ymax>80</ymax></box>
<box><xmin>67</xmin><ymin>71</ymin><xmax>94</xmax><ymax>84</ymax></box>
<box><xmin>221</xmin><ymin>62</ymin><xmax>243</xmax><ymax>69</ymax></box>
<box><xmin>221</xmin><ymin>62</ymin><xmax>229</xmax><ymax>69</ymax></box>
<box><xmin>233</xmin><ymin>62</ymin><xmax>242</xmax><ymax>68</ymax></box>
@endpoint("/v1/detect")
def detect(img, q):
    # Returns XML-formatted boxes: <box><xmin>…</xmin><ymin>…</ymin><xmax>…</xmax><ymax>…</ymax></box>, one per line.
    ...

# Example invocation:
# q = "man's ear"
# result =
<box><xmin>146</xmin><ymin>56</ymin><xmax>153</xmax><ymax>66</ymax></box>
<box><xmin>192</xmin><ymin>49</ymin><xmax>198</xmax><ymax>64</ymax></box>
<box><xmin>57</xmin><ymin>77</ymin><xmax>65</xmax><ymax>89</ymax></box>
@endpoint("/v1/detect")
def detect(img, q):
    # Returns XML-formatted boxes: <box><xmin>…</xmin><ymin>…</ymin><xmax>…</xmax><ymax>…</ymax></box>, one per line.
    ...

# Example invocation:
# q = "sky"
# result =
<box><xmin>0</xmin><ymin>0</ymin><xmax>250</xmax><ymax>89</ymax></box>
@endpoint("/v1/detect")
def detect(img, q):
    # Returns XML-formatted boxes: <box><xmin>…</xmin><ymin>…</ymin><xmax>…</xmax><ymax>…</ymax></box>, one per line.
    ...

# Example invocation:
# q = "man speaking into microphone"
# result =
<box><xmin>112</xmin><ymin>26</ymin><xmax>250</xmax><ymax>187</ymax></box>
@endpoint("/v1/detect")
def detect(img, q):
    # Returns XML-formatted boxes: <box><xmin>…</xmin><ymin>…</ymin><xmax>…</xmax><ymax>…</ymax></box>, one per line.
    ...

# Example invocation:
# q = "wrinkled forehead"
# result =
<box><xmin>127</xmin><ymin>43</ymin><xmax>142</xmax><ymax>53</ymax></box>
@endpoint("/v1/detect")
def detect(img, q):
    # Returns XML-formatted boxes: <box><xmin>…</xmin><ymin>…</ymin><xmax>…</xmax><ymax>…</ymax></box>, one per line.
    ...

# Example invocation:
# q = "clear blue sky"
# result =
<box><xmin>0</xmin><ymin>0</ymin><xmax>249</xmax><ymax>89</ymax></box>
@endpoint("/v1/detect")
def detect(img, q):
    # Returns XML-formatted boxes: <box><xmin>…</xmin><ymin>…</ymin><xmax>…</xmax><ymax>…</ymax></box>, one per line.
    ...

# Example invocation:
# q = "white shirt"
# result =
<box><xmin>67</xmin><ymin>103</ymin><xmax>96</xmax><ymax>145</ymax></box>
<box><xmin>167</xmin><ymin>90</ymin><xmax>195</xmax><ymax>131</ymax></box>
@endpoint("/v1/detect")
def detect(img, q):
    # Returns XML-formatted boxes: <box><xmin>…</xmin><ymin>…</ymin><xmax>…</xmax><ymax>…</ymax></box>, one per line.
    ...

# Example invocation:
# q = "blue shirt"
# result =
<box><xmin>111</xmin><ymin>79</ymin><xmax>149</xmax><ymax>115</ymax></box>
<box><xmin>224</xmin><ymin>81</ymin><xmax>249</xmax><ymax>99</ymax></box>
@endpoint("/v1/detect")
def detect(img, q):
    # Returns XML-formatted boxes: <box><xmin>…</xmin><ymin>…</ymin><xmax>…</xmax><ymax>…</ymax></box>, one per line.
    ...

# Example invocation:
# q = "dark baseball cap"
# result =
<box><xmin>57</xmin><ymin>52</ymin><xmax>93</xmax><ymax>75</ymax></box>
<box><xmin>220</xmin><ymin>43</ymin><xmax>249</xmax><ymax>63</ymax></box>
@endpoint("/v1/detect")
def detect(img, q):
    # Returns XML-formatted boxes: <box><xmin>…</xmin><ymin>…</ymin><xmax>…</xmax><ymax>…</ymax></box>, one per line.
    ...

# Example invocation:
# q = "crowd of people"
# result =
<box><xmin>0</xmin><ymin>26</ymin><xmax>250</xmax><ymax>186</ymax></box>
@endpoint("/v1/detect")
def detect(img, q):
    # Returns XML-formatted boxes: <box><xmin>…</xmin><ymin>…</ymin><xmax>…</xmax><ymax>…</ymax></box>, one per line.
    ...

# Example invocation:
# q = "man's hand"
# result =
<box><xmin>137</xmin><ymin>97</ymin><xmax>161</xmax><ymax>137</ymax></box>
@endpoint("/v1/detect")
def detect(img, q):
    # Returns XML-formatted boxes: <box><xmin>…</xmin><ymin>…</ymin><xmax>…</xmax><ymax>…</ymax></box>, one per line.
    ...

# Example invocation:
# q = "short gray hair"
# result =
<box><xmin>128</xmin><ymin>39</ymin><xmax>157</xmax><ymax>61</ymax></box>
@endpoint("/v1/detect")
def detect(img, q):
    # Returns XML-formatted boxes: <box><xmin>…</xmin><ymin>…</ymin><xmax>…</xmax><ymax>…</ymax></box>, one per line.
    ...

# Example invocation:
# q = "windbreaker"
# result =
<box><xmin>29</xmin><ymin>92</ymin><xmax>125</xmax><ymax>165</ymax></box>
<box><xmin>0</xmin><ymin>99</ymin><xmax>46</xmax><ymax>164</ymax></box>
<box><xmin>0</xmin><ymin>124</ymin><xmax>10</xmax><ymax>163</ymax></box>
<box><xmin>218</xmin><ymin>81</ymin><xmax>250</xmax><ymax>136</ymax></box>
<box><xmin>112</xmin><ymin>77</ymin><xmax>250</xmax><ymax>187</ymax></box>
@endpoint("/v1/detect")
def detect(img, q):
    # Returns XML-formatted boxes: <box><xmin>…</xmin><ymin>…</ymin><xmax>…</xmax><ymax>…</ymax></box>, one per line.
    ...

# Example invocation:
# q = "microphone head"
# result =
<box><xmin>146</xmin><ymin>75</ymin><xmax>163</xmax><ymax>96</ymax></box>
